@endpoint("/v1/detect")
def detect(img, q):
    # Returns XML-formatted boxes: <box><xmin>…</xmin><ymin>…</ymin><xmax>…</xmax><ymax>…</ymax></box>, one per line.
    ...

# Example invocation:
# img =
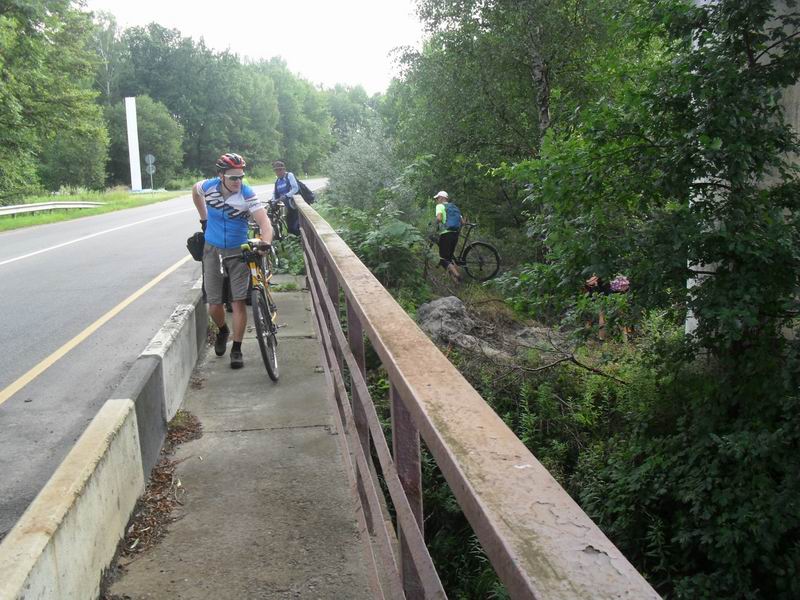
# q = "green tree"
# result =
<box><xmin>323</xmin><ymin>119</ymin><xmax>399</xmax><ymax>213</ymax></box>
<box><xmin>90</xmin><ymin>11</ymin><xmax>126</xmax><ymax>106</ymax></box>
<box><xmin>0</xmin><ymin>0</ymin><xmax>106</xmax><ymax>201</ymax></box>
<box><xmin>109</xmin><ymin>25</ymin><xmax>283</xmax><ymax>175</ymax></box>
<box><xmin>228</xmin><ymin>70</ymin><xmax>281</xmax><ymax>171</ymax></box>
<box><xmin>253</xmin><ymin>58</ymin><xmax>333</xmax><ymax>173</ymax></box>
<box><xmin>383</xmin><ymin>0</ymin><xmax>624</xmax><ymax>235</ymax></box>
<box><xmin>495</xmin><ymin>1</ymin><xmax>800</xmax><ymax>596</ymax></box>
<box><xmin>118</xmin><ymin>24</ymin><xmax>221</xmax><ymax>172</ymax></box>
<box><xmin>38</xmin><ymin>121</ymin><xmax>109</xmax><ymax>191</ymax></box>
<box><xmin>323</xmin><ymin>84</ymin><xmax>372</xmax><ymax>143</ymax></box>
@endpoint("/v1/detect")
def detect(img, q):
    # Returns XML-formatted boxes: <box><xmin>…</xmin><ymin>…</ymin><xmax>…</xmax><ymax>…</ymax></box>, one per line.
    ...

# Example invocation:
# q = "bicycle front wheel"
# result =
<box><xmin>462</xmin><ymin>242</ymin><xmax>500</xmax><ymax>281</ymax></box>
<box><xmin>252</xmin><ymin>288</ymin><xmax>279</xmax><ymax>381</ymax></box>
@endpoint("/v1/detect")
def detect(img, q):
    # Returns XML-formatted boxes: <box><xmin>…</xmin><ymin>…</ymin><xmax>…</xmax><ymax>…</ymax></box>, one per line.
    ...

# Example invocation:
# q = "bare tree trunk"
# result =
<box><xmin>524</xmin><ymin>16</ymin><xmax>551</xmax><ymax>146</ymax></box>
<box><xmin>530</xmin><ymin>49</ymin><xmax>551</xmax><ymax>139</ymax></box>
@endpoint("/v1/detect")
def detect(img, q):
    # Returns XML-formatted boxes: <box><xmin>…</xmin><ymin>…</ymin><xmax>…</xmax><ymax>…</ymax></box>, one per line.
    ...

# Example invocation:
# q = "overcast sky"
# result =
<box><xmin>82</xmin><ymin>0</ymin><xmax>424</xmax><ymax>95</ymax></box>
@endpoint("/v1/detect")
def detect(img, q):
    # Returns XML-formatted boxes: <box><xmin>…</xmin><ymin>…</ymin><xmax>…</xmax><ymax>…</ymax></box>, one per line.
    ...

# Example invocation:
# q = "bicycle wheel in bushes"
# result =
<box><xmin>251</xmin><ymin>288</ymin><xmax>279</xmax><ymax>381</ymax></box>
<box><xmin>462</xmin><ymin>242</ymin><xmax>500</xmax><ymax>281</ymax></box>
<box><xmin>275</xmin><ymin>216</ymin><xmax>287</xmax><ymax>242</ymax></box>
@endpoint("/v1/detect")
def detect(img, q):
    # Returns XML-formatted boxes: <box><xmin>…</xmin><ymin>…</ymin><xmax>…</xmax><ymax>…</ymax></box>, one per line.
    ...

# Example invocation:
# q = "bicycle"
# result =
<box><xmin>241</xmin><ymin>239</ymin><xmax>279</xmax><ymax>381</ymax></box>
<box><xmin>267</xmin><ymin>200</ymin><xmax>288</xmax><ymax>242</ymax></box>
<box><xmin>426</xmin><ymin>222</ymin><xmax>501</xmax><ymax>282</ymax></box>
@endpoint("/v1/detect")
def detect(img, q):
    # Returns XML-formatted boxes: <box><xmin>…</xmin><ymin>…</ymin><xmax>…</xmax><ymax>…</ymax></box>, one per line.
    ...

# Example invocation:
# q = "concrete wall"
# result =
<box><xmin>113</xmin><ymin>355</ymin><xmax>166</xmax><ymax>476</ymax></box>
<box><xmin>141</xmin><ymin>303</ymin><xmax>199</xmax><ymax>421</ymax></box>
<box><xmin>0</xmin><ymin>400</ymin><xmax>144</xmax><ymax>600</ymax></box>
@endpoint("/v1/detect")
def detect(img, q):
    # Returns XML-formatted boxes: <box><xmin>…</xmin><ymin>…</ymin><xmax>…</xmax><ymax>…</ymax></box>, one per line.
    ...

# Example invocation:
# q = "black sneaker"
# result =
<box><xmin>230</xmin><ymin>350</ymin><xmax>244</xmax><ymax>369</ymax></box>
<box><xmin>215</xmin><ymin>328</ymin><xmax>229</xmax><ymax>356</ymax></box>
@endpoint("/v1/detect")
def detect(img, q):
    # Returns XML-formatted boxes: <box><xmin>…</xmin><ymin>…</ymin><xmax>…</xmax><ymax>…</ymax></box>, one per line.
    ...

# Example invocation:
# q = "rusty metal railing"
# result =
<box><xmin>297</xmin><ymin>199</ymin><xmax>660</xmax><ymax>600</ymax></box>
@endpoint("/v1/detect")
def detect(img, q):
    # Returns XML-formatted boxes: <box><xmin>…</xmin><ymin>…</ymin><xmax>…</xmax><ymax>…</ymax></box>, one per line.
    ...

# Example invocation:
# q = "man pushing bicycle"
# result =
<box><xmin>192</xmin><ymin>153</ymin><xmax>274</xmax><ymax>369</ymax></box>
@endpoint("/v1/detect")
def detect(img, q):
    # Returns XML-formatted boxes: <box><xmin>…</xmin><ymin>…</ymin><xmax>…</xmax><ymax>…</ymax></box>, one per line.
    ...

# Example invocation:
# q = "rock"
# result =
<box><xmin>416</xmin><ymin>296</ymin><xmax>476</xmax><ymax>344</ymax></box>
<box><xmin>417</xmin><ymin>296</ymin><xmax>570</xmax><ymax>364</ymax></box>
<box><xmin>512</xmin><ymin>326</ymin><xmax>572</xmax><ymax>354</ymax></box>
<box><xmin>417</xmin><ymin>296</ymin><xmax>513</xmax><ymax>360</ymax></box>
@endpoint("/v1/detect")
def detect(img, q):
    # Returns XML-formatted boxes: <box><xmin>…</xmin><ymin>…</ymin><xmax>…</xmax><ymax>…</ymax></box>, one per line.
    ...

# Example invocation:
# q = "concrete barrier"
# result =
<box><xmin>141</xmin><ymin>303</ymin><xmax>199</xmax><ymax>422</ymax></box>
<box><xmin>0</xmin><ymin>280</ymin><xmax>208</xmax><ymax>599</ymax></box>
<box><xmin>114</xmin><ymin>281</ymin><xmax>206</xmax><ymax>477</ymax></box>
<box><xmin>112</xmin><ymin>355</ymin><xmax>166</xmax><ymax>477</ymax></box>
<box><xmin>0</xmin><ymin>400</ymin><xmax>144</xmax><ymax>600</ymax></box>
<box><xmin>190</xmin><ymin>279</ymin><xmax>208</xmax><ymax>361</ymax></box>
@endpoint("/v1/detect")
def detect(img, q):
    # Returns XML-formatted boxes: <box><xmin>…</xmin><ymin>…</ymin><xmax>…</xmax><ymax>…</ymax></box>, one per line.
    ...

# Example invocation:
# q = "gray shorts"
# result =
<box><xmin>202</xmin><ymin>243</ymin><xmax>250</xmax><ymax>304</ymax></box>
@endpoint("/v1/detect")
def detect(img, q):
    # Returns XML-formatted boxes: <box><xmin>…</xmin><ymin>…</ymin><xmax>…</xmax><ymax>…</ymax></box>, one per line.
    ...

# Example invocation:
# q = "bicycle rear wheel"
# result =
<box><xmin>462</xmin><ymin>241</ymin><xmax>500</xmax><ymax>281</ymax></box>
<box><xmin>251</xmin><ymin>288</ymin><xmax>279</xmax><ymax>381</ymax></box>
<box><xmin>273</xmin><ymin>215</ymin><xmax>287</xmax><ymax>242</ymax></box>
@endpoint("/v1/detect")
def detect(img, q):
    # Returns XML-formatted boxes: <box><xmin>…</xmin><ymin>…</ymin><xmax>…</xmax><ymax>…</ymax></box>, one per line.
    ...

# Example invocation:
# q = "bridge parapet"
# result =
<box><xmin>298</xmin><ymin>200</ymin><xmax>660</xmax><ymax>600</ymax></box>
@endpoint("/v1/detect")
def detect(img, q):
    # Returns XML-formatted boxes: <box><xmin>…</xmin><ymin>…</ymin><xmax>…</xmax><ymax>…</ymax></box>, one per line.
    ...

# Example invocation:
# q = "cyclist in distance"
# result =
<box><xmin>192</xmin><ymin>153</ymin><xmax>274</xmax><ymax>369</ymax></box>
<box><xmin>272</xmin><ymin>160</ymin><xmax>300</xmax><ymax>234</ymax></box>
<box><xmin>434</xmin><ymin>190</ymin><xmax>465</xmax><ymax>282</ymax></box>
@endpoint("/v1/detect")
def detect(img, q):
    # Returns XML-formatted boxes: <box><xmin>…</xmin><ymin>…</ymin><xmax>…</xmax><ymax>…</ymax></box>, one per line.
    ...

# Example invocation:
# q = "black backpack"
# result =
<box><xmin>297</xmin><ymin>179</ymin><xmax>316</xmax><ymax>204</ymax></box>
<box><xmin>275</xmin><ymin>175</ymin><xmax>316</xmax><ymax>205</ymax></box>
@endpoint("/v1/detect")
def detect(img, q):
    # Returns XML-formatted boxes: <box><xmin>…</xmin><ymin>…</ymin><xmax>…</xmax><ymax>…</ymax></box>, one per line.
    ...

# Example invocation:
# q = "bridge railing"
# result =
<box><xmin>297</xmin><ymin>199</ymin><xmax>660</xmax><ymax>600</ymax></box>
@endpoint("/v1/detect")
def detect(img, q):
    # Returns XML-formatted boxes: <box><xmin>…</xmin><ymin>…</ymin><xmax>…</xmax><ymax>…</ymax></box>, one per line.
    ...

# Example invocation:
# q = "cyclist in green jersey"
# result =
<box><xmin>434</xmin><ymin>190</ymin><xmax>465</xmax><ymax>282</ymax></box>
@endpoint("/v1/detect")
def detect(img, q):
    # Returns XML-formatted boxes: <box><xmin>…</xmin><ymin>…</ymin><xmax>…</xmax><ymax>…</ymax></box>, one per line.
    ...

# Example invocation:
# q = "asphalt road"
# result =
<box><xmin>0</xmin><ymin>181</ymin><xmax>312</xmax><ymax>540</ymax></box>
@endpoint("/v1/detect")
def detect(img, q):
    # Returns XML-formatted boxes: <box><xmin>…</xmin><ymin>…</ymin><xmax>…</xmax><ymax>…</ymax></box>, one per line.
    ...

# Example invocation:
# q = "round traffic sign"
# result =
<box><xmin>144</xmin><ymin>154</ymin><xmax>155</xmax><ymax>165</ymax></box>
<box><xmin>145</xmin><ymin>164</ymin><xmax>156</xmax><ymax>175</ymax></box>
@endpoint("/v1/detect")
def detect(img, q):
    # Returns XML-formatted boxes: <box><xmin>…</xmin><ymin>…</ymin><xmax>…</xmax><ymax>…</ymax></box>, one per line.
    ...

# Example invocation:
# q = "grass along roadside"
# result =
<box><xmin>0</xmin><ymin>188</ymin><xmax>190</xmax><ymax>232</ymax></box>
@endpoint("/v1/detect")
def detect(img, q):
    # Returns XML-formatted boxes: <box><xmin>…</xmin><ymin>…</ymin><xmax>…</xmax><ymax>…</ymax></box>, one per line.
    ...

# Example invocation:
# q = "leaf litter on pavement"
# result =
<box><xmin>100</xmin><ymin>409</ymin><xmax>203</xmax><ymax>598</ymax></box>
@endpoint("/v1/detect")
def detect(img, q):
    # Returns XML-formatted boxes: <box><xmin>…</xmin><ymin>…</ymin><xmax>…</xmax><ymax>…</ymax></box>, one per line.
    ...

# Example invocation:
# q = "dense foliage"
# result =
<box><xmin>0</xmin><ymin>0</ymin><xmax>108</xmax><ymax>198</ymax></box>
<box><xmin>324</xmin><ymin>1</ymin><xmax>800</xmax><ymax>598</ymax></box>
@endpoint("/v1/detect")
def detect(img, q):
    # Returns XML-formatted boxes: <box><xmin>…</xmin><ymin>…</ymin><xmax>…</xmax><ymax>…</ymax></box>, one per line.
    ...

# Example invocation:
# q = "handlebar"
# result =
<box><xmin>242</xmin><ymin>238</ymin><xmax>272</xmax><ymax>251</ymax></box>
<box><xmin>241</xmin><ymin>239</ymin><xmax>277</xmax><ymax>269</ymax></box>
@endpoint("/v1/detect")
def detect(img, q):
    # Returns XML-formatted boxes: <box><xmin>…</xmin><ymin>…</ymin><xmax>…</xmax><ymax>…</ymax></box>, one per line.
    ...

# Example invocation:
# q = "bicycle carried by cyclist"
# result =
<box><xmin>425</xmin><ymin>222</ymin><xmax>500</xmax><ymax>282</ymax></box>
<box><xmin>241</xmin><ymin>238</ymin><xmax>279</xmax><ymax>380</ymax></box>
<box><xmin>449</xmin><ymin>222</ymin><xmax>500</xmax><ymax>281</ymax></box>
<box><xmin>267</xmin><ymin>198</ymin><xmax>288</xmax><ymax>243</ymax></box>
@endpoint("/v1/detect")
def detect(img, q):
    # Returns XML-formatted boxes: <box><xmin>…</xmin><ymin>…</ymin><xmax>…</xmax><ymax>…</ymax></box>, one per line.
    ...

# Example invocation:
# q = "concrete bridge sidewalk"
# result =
<box><xmin>109</xmin><ymin>275</ymin><xmax>376</xmax><ymax>599</ymax></box>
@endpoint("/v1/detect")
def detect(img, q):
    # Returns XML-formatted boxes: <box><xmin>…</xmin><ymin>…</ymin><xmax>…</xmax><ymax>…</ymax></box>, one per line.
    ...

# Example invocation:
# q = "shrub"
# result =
<box><xmin>321</xmin><ymin>202</ymin><xmax>426</xmax><ymax>294</ymax></box>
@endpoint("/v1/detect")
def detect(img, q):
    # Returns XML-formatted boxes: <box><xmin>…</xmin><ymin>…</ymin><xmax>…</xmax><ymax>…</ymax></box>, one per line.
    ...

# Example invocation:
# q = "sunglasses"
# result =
<box><xmin>226</xmin><ymin>175</ymin><xmax>245</xmax><ymax>181</ymax></box>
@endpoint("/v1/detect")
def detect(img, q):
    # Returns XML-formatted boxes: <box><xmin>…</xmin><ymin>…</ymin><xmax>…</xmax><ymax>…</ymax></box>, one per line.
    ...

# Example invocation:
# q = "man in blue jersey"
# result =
<box><xmin>192</xmin><ymin>153</ymin><xmax>274</xmax><ymax>369</ymax></box>
<box><xmin>272</xmin><ymin>160</ymin><xmax>300</xmax><ymax>234</ymax></box>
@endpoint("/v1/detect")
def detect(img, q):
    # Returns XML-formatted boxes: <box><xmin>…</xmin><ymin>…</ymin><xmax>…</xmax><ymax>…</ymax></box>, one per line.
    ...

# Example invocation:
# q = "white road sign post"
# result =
<box><xmin>124</xmin><ymin>97</ymin><xmax>142</xmax><ymax>192</ymax></box>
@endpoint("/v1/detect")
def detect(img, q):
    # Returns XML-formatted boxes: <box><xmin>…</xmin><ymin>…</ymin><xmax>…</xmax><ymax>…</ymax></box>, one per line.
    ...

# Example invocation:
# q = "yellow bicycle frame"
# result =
<box><xmin>241</xmin><ymin>240</ymin><xmax>276</xmax><ymax>323</ymax></box>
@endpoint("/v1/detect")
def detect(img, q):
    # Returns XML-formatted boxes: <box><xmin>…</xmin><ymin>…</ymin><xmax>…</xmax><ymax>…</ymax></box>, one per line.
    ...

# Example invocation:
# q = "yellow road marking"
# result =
<box><xmin>0</xmin><ymin>254</ymin><xmax>193</xmax><ymax>407</ymax></box>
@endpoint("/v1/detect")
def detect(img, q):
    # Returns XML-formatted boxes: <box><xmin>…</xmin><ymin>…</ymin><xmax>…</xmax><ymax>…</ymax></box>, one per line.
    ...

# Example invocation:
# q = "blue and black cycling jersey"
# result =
<box><xmin>200</xmin><ymin>178</ymin><xmax>264</xmax><ymax>249</ymax></box>
<box><xmin>274</xmin><ymin>172</ymin><xmax>299</xmax><ymax>204</ymax></box>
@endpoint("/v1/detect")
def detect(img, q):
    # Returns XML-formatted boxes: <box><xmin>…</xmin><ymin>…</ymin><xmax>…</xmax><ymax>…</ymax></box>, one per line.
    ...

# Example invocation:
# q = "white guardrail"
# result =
<box><xmin>0</xmin><ymin>201</ymin><xmax>104</xmax><ymax>217</ymax></box>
